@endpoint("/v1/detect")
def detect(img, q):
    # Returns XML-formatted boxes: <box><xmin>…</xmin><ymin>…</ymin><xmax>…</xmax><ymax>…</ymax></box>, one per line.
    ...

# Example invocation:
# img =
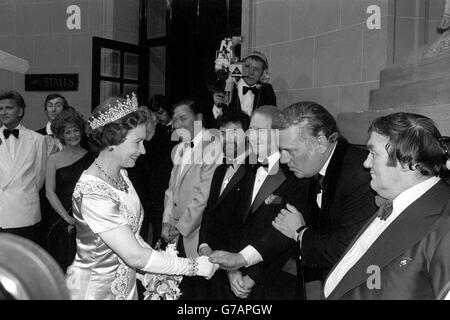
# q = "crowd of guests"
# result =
<box><xmin>0</xmin><ymin>50</ymin><xmax>449</xmax><ymax>300</ymax></box>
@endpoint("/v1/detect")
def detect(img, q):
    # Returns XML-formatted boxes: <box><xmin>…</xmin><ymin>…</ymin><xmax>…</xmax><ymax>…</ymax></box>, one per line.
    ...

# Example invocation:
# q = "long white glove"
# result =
<box><xmin>142</xmin><ymin>250</ymin><xmax>218</xmax><ymax>279</ymax></box>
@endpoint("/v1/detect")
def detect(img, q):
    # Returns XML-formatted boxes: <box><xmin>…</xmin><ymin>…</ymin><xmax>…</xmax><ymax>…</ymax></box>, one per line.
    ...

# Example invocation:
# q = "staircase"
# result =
<box><xmin>338</xmin><ymin>51</ymin><xmax>450</xmax><ymax>145</ymax></box>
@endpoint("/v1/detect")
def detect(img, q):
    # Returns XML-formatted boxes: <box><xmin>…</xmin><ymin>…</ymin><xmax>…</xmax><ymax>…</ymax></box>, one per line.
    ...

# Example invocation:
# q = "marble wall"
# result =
<box><xmin>241</xmin><ymin>0</ymin><xmax>446</xmax><ymax>119</ymax></box>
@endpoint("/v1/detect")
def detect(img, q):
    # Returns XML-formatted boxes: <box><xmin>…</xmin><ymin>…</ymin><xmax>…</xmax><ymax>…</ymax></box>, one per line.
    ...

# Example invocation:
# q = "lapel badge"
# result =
<box><xmin>399</xmin><ymin>257</ymin><xmax>412</xmax><ymax>267</ymax></box>
<box><xmin>265</xmin><ymin>194</ymin><xmax>282</xmax><ymax>205</ymax></box>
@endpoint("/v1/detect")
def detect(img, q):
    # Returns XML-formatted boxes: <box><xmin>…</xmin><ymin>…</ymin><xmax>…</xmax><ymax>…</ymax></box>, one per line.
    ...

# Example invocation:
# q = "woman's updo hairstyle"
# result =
<box><xmin>51</xmin><ymin>107</ymin><xmax>86</xmax><ymax>145</ymax></box>
<box><xmin>87</xmin><ymin>96</ymin><xmax>148</xmax><ymax>152</ymax></box>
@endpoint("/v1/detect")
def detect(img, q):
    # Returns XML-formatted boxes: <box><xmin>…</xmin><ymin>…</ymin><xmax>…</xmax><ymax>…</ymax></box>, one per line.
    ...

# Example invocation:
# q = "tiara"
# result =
<box><xmin>88</xmin><ymin>93</ymin><xmax>139</xmax><ymax>129</ymax></box>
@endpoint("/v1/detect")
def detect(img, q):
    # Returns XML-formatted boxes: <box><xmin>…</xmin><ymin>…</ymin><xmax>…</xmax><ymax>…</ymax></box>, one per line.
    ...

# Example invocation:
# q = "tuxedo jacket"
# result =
<box><xmin>162</xmin><ymin>129</ymin><xmax>222</xmax><ymax>258</ymax></box>
<box><xmin>327</xmin><ymin>180</ymin><xmax>450</xmax><ymax>300</ymax></box>
<box><xmin>228</xmin><ymin>82</ymin><xmax>277</xmax><ymax>114</ymax></box>
<box><xmin>0</xmin><ymin>125</ymin><xmax>47</xmax><ymax>228</ymax></box>
<box><xmin>198</xmin><ymin>162</ymin><xmax>251</xmax><ymax>252</ymax></box>
<box><xmin>231</xmin><ymin>163</ymin><xmax>309</xmax><ymax>288</ymax></box>
<box><xmin>261</xmin><ymin>138</ymin><xmax>377</xmax><ymax>281</ymax></box>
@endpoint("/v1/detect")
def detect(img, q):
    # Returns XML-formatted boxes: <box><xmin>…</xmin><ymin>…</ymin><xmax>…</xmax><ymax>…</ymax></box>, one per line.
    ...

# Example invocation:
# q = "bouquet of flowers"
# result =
<box><xmin>142</xmin><ymin>239</ymin><xmax>183</xmax><ymax>300</ymax></box>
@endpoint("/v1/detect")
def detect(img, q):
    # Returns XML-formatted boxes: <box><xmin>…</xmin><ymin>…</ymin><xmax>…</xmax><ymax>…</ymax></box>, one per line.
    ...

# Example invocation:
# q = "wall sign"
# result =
<box><xmin>25</xmin><ymin>74</ymin><xmax>79</xmax><ymax>91</ymax></box>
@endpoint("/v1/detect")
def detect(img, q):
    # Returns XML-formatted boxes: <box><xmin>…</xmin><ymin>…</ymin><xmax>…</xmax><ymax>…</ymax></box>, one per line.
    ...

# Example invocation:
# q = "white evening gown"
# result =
<box><xmin>66</xmin><ymin>169</ymin><xmax>144</xmax><ymax>300</ymax></box>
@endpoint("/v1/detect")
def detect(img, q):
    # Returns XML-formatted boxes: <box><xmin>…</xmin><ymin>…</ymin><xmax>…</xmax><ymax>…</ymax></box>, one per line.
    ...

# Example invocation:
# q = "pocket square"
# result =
<box><xmin>265</xmin><ymin>194</ymin><xmax>282</xmax><ymax>205</ymax></box>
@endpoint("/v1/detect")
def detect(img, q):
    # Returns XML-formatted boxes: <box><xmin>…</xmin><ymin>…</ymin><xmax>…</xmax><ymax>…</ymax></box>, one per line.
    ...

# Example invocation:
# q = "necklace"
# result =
<box><xmin>94</xmin><ymin>161</ymin><xmax>128</xmax><ymax>193</ymax></box>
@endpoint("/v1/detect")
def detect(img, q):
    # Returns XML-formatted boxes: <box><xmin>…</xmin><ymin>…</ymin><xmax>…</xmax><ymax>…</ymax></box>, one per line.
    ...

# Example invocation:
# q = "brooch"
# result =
<box><xmin>399</xmin><ymin>257</ymin><xmax>412</xmax><ymax>267</ymax></box>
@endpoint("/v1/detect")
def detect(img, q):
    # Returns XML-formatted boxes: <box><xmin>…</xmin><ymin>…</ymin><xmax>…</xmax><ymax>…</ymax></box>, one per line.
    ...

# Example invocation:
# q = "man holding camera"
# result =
<box><xmin>212</xmin><ymin>51</ymin><xmax>277</xmax><ymax>118</ymax></box>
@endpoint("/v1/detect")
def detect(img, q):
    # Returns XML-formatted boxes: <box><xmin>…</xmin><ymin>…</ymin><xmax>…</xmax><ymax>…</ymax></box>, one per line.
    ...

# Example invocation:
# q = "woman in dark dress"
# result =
<box><xmin>128</xmin><ymin>95</ymin><xmax>175</xmax><ymax>246</ymax></box>
<box><xmin>44</xmin><ymin>108</ymin><xmax>94</xmax><ymax>271</ymax></box>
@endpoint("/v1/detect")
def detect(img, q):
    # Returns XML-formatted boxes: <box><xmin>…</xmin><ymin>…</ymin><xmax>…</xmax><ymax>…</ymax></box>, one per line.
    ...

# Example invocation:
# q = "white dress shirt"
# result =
<box><xmin>316</xmin><ymin>142</ymin><xmax>337</xmax><ymax>208</ymax></box>
<box><xmin>178</xmin><ymin>130</ymin><xmax>204</xmax><ymax>178</ymax></box>
<box><xmin>45</xmin><ymin>121</ymin><xmax>52</xmax><ymax>135</ymax></box>
<box><xmin>45</xmin><ymin>121</ymin><xmax>63</xmax><ymax>151</ymax></box>
<box><xmin>323</xmin><ymin>176</ymin><xmax>441</xmax><ymax>298</ymax></box>
<box><xmin>220</xmin><ymin>152</ymin><xmax>247</xmax><ymax>195</ymax></box>
<box><xmin>240</xmin><ymin>152</ymin><xmax>281</xmax><ymax>267</ymax></box>
<box><xmin>296</xmin><ymin>142</ymin><xmax>337</xmax><ymax>246</ymax></box>
<box><xmin>212</xmin><ymin>104</ymin><xmax>223</xmax><ymax>119</ymax></box>
<box><xmin>251</xmin><ymin>152</ymin><xmax>280</xmax><ymax>203</ymax></box>
<box><xmin>237</xmin><ymin>78</ymin><xmax>255</xmax><ymax>116</ymax></box>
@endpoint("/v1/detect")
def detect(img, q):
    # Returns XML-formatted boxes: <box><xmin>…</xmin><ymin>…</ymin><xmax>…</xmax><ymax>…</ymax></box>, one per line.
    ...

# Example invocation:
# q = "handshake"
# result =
<box><xmin>195</xmin><ymin>255</ymin><xmax>219</xmax><ymax>280</ymax></box>
<box><xmin>193</xmin><ymin>248</ymin><xmax>251</xmax><ymax>286</ymax></box>
<box><xmin>200</xmin><ymin>246</ymin><xmax>248</xmax><ymax>270</ymax></box>
<box><xmin>196</xmin><ymin>248</ymin><xmax>247</xmax><ymax>280</ymax></box>
<box><xmin>200</xmin><ymin>246</ymin><xmax>255</xmax><ymax>298</ymax></box>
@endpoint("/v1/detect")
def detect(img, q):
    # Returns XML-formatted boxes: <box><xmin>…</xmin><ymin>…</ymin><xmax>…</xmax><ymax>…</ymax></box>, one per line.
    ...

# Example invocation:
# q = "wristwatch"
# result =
<box><xmin>295</xmin><ymin>226</ymin><xmax>308</xmax><ymax>242</ymax></box>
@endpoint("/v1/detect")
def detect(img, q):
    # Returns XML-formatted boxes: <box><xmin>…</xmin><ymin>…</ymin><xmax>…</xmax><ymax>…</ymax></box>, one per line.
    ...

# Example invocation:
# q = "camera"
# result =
<box><xmin>207</xmin><ymin>36</ymin><xmax>244</xmax><ymax>106</ymax></box>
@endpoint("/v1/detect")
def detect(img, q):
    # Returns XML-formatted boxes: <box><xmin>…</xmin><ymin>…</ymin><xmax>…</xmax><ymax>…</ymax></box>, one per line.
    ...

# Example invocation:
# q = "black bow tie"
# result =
<box><xmin>223</xmin><ymin>158</ymin><xmax>235</xmax><ymax>168</ymax></box>
<box><xmin>3</xmin><ymin>129</ymin><xmax>19</xmax><ymax>139</ymax></box>
<box><xmin>311</xmin><ymin>173</ymin><xmax>325</xmax><ymax>195</ymax></box>
<box><xmin>375</xmin><ymin>196</ymin><xmax>393</xmax><ymax>221</ymax></box>
<box><xmin>242</xmin><ymin>86</ymin><xmax>259</xmax><ymax>95</ymax></box>
<box><xmin>253</xmin><ymin>161</ymin><xmax>269</xmax><ymax>171</ymax></box>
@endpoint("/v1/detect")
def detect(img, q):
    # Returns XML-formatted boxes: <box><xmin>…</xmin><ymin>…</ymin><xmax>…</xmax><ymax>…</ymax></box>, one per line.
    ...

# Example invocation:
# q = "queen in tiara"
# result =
<box><xmin>66</xmin><ymin>93</ymin><xmax>218</xmax><ymax>300</ymax></box>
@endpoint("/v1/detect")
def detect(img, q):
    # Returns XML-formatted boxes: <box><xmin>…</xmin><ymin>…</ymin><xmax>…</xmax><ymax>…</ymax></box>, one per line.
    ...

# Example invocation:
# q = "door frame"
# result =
<box><xmin>91</xmin><ymin>36</ymin><xmax>141</xmax><ymax>110</ymax></box>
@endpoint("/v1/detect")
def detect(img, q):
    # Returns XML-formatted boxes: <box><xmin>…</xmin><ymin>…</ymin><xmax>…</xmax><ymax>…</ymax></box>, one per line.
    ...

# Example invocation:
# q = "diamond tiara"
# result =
<box><xmin>88</xmin><ymin>92</ymin><xmax>139</xmax><ymax>130</ymax></box>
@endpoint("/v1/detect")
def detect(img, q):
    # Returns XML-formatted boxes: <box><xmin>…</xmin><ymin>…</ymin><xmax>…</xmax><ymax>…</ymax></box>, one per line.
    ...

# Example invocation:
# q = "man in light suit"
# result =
<box><xmin>161</xmin><ymin>99</ymin><xmax>222</xmax><ymax>258</ymax></box>
<box><xmin>161</xmin><ymin>100</ymin><xmax>222</xmax><ymax>300</ymax></box>
<box><xmin>323</xmin><ymin>112</ymin><xmax>450</xmax><ymax>300</ymax></box>
<box><xmin>0</xmin><ymin>91</ymin><xmax>47</xmax><ymax>244</ymax></box>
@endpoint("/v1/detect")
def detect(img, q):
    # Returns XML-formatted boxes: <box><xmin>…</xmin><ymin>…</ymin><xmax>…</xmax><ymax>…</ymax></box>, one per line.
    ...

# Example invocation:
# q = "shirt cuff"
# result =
<box><xmin>239</xmin><ymin>245</ymin><xmax>263</xmax><ymax>267</ymax></box>
<box><xmin>298</xmin><ymin>227</ymin><xmax>308</xmax><ymax>246</ymax></box>
<box><xmin>296</xmin><ymin>227</ymin><xmax>308</xmax><ymax>260</ymax></box>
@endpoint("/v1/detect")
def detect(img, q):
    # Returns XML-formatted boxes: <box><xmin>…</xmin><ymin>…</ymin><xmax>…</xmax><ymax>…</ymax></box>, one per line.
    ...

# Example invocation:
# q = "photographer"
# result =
<box><xmin>212</xmin><ymin>51</ymin><xmax>277</xmax><ymax>119</ymax></box>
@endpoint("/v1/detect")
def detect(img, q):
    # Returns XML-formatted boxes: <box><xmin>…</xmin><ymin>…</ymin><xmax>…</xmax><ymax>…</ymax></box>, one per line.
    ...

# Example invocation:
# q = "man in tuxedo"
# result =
<box><xmin>323</xmin><ymin>113</ymin><xmax>450</xmax><ymax>300</ymax></box>
<box><xmin>262</xmin><ymin>101</ymin><xmax>377</xmax><ymax>299</ymax></box>
<box><xmin>210</xmin><ymin>106</ymin><xmax>308</xmax><ymax>299</ymax></box>
<box><xmin>213</xmin><ymin>51</ymin><xmax>277</xmax><ymax>119</ymax></box>
<box><xmin>0</xmin><ymin>91</ymin><xmax>47</xmax><ymax>244</ymax></box>
<box><xmin>197</xmin><ymin>110</ymin><xmax>250</xmax><ymax>299</ymax></box>
<box><xmin>37</xmin><ymin>93</ymin><xmax>69</xmax><ymax>136</ymax></box>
